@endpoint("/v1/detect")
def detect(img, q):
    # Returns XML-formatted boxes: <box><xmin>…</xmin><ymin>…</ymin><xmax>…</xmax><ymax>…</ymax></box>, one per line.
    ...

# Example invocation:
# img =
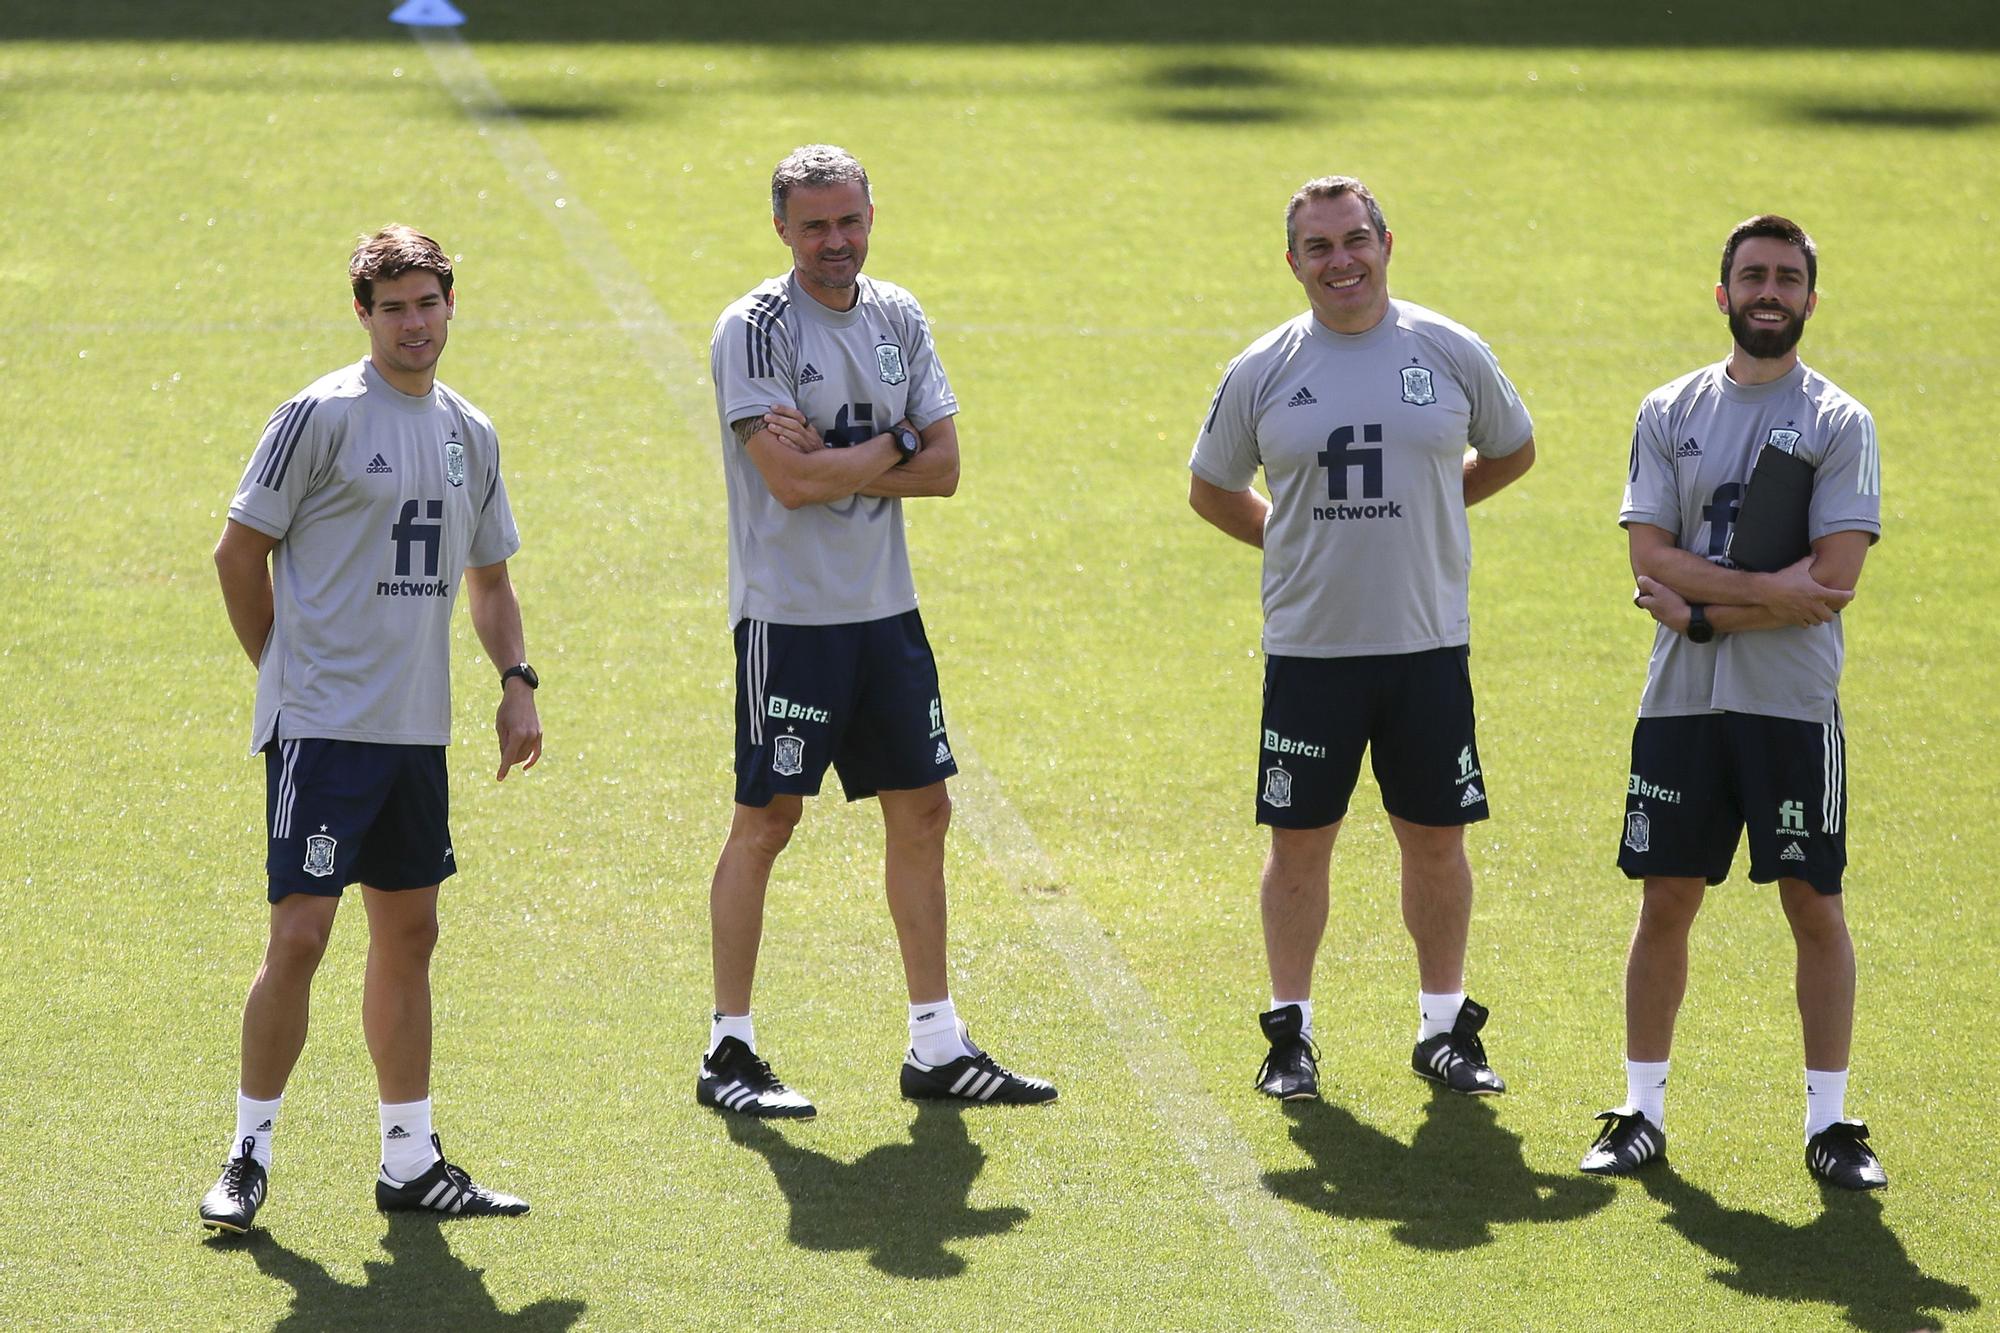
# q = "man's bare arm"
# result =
<box><xmin>214</xmin><ymin>519</ymin><xmax>280</xmax><ymax>666</ymax></box>
<box><xmin>738</xmin><ymin>409</ymin><xmax>899</xmax><ymax>509</ymax></box>
<box><xmin>464</xmin><ymin>559</ymin><xmax>543</xmax><ymax>781</ymax></box>
<box><xmin>1189</xmin><ymin>474</ymin><xmax>1269</xmax><ymax>549</ymax></box>
<box><xmin>1465</xmin><ymin>437</ymin><xmax>1535</xmax><ymax>506</ymax></box>
<box><xmin>1635</xmin><ymin>530</ymin><xmax>1871</xmax><ymax>635</ymax></box>
<box><xmin>1628</xmin><ymin>523</ymin><xmax>1853</xmax><ymax>626</ymax></box>
<box><xmin>859</xmin><ymin>416</ymin><xmax>959</xmax><ymax>499</ymax></box>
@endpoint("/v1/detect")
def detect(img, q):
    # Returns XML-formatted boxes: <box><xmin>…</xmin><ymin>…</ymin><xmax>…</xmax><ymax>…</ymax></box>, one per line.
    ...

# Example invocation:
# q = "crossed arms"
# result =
<box><xmin>1628</xmin><ymin>524</ymin><xmax>1871</xmax><ymax>637</ymax></box>
<box><xmin>735</xmin><ymin>405</ymin><xmax>959</xmax><ymax>510</ymax></box>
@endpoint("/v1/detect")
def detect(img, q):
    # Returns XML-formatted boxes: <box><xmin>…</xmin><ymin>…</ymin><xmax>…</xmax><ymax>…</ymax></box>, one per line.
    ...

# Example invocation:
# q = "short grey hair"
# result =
<box><xmin>1285</xmin><ymin>176</ymin><xmax>1387</xmax><ymax>253</ymax></box>
<box><xmin>770</xmin><ymin>144</ymin><xmax>871</xmax><ymax>220</ymax></box>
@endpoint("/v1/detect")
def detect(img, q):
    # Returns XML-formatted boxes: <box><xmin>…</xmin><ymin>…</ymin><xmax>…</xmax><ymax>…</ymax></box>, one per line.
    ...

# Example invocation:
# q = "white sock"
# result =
<box><xmin>232</xmin><ymin>1092</ymin><xmax>282</xmax><ymax>1169</ymax></box>
<box><xmin>1272</xmin><ymin>998</ymin><xmax>1314</xmax><ymax>1039</ymax></box>
<box><xmin>910</xmin><ymin>998</ymin><xmax>975</xmax><ymax>1065</ymax></box>
<box><xmin>1805</xmin><ymin>1067</ymin><xmax>1849</xmax><ymax>1140</ymax></box>
<box><xmin>1418</xmin><ymin>990</ymin><xmax>1466</xmax><ymax>1041</ymax></box>
<box><xmin>379</xmin><ymin>1098</ymin><xmax>439</xmax><ymax>1182</ymax></box>
<box><xmin>709</xmin><ymin>1011</ymin><xmax>755</xmax><ymax>1056</ymax></box>
<box><xmin>1625</xmin><ymin>1059</ymin><xmax>1671</xmax><ymax>1129</ymax></box>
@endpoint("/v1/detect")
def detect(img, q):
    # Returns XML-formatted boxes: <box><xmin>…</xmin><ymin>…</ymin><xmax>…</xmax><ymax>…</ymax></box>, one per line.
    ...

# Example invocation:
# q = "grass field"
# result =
<box><xmin>3</xmin><ymin>3</ymin><xmax>1998</xmax><ymax>1328</ymax></box>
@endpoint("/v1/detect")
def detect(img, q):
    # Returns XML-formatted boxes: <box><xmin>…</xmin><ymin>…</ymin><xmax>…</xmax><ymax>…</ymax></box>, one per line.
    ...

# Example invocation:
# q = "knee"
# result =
<box><xmin>379</xmin><ymin>910</ymin><xmax>440</xmax><ymax>964</ymax></box>
<box><xmin>1782</xmin><ymin>888</ymin><xmax>1849</xmax><ymax>949</ymax></box>
<box><xmin>732</xmin><ymin>802</ymin><xmax>802</xmax><ymax>863</ymax></box>
<box><xmin>1637</xmin><ymin>880</ymin><xmax>1704</xmax><ymax>936</ymax></box>
<box><xmin>901</xmin><ymin>788</ymin><xmax>952</xmax><ymax>844</ymax></box>
<box><xmin>265</xmin><ymin>909</ymin><xmax>334</xmax><ymax>975</ymax></box>
<box><xmin>1394</xmin><ymin>824</ymin><xmax>1467</xmax><ymax>878</ymax></box>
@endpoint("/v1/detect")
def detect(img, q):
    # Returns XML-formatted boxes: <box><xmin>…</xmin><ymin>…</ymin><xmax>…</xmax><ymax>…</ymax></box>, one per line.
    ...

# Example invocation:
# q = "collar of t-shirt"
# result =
<box><xmin>361</xmin><ymin>357</ymin><xmax>441</xmax><ymax>413</ymax></box>
<box><xmin>1302</xmin><ymin>301</ymin><xmax>1397</xmax><ymax>349</ymax></box>
<box><xmin>1714</xmin><ymin>358</ymin><xmax>1806</xmax><ymax>404</ymax></box>
<box><xmin>787</xmin><ymin>271</ymin><xmax>867</xmax><ymax>328</ymax></box>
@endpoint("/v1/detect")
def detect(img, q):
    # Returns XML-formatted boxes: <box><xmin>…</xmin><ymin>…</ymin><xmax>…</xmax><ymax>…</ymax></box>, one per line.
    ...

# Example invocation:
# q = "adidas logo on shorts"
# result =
<box><xmin>1460</xmin><ymin>783</ymin><xmax>1485</xmax><ymax>808</ymax></box>
<box><xmin>1287</xmin><ymin>386</ymin><xmax>1318</xmax><ymax>407</ymax></box>
<box><xmin>935</xmin><ymin>741</ymin><xmax>952</xmax><ymax>765</ymax></box>
<box><xmin>1781</xmin><ymin>841</ymin><xmax>1806</xmax><ymax>862</ymax></box>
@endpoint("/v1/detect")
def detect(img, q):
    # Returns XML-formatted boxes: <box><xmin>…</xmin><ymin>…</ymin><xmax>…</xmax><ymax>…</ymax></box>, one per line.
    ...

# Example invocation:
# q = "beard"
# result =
<box><xmin>1728</xmin><ymin>300</ymin><xmax>1806</xmax><ymax>360</ymax></box>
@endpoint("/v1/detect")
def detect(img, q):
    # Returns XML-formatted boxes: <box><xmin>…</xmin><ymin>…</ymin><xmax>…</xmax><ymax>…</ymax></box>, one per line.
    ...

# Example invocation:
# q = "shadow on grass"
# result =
<box><xmin>1638</xmin><ymin>1167</ymin><xmax>1980</xmax><ymax>1333</ymax></box>
<box><xmin>208</xmin><ymin>1215</ymin><xmax>584</xmax><ymax>1331</ymax></box>
<box><xmin>1149</xmin><ymin>105</ymin><xmax>1300</xmax><ymax>125</ymax></box>
<box><xmin>483</xmin><ymin>101</ymin><xmax>627</xmax><ymax>123</ymax></box>
<box><xmin>1792</xmin><ymin>103</ymin><xmax>1998</xmax><ymax>131</ymax></box>
<box><xmin>1146</xmin><ymin>61</ymin><xmax>1299</xmax><ymax>90</ymax></box>
<box><xmin>1262</xmin><ymin>1091</ymin><xmax>1612</xmax><ymax>1250</ymax></box>
<box><xmin>724</xmin><ymin>1102</ymin><xmax>1029</xmax><ymax>1279</ymax></box>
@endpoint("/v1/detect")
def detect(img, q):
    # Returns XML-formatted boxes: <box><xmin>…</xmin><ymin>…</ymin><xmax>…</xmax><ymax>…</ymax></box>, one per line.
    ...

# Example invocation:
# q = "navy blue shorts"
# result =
<box><xmin>1256</xmin><ymin>646</ymin><xmax>1489</xmax><ymax>830</ymax></box>
<box><xmin>264</xmin><ymin>735</ymin><xmax>456</xmax><ymax>902</ymax></box>
<box><xmin>734</xmin><ymin>610</ymin><xmax>959</xmax><ymax>805</ymax></box>
<box><xmin>1618</xmin><ymin>710</ymin><xmax>1847</xmax><ymax>895</ymax></box>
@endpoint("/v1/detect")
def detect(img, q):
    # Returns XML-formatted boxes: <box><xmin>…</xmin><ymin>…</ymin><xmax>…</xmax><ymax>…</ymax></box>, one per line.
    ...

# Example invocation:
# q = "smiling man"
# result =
<box><xmin>1582</xmin><ymin>215</ymin><xmax>1887</xmax><ymax>1190</ymax></box>
<box><xmin>199</xmin><ymin>225</ymin><xmax>541</xmax><ymax>1233</ymax></box>
<box><xmin>1188</xmin><ymin>176</ymin><xmax>1536</xmax><ymax>1106</ymax></box>
<box><xmin>697</xmin><ymin>145</ymin><xmax>1055</xmax><ymax>1119</ymax></box>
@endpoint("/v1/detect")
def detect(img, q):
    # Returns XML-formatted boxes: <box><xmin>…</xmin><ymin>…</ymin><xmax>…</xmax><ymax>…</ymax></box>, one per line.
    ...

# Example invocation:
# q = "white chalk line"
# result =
<box><xmin>414</xmin><ymin>25</ymin><xmax>1356</xmax><ymax>1331</ymax></box>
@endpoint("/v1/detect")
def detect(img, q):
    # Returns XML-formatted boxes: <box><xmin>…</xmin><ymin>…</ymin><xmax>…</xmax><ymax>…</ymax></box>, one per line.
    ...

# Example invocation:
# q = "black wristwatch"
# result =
<box><xmin>890</xmin><ymin>424</ymin><xmax>921</xmax><ymax>466</ymax></box>
<box><xmin>1685</xmin><ymin>605</ymin><xmax>1715</xmax><ymax>645</ymax></box>
<box><xmin>500</xmin><ymin>663</ymin><xmax>539</xmax><ymax>690</ymax></box>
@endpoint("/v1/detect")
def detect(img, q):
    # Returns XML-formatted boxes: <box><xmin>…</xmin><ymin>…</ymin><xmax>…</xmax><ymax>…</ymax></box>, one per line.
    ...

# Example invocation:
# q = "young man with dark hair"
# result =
<box><xmin>1582</xmin><ymin>215</ymin><xmax>1886</xmax><ymax>1190</ymax></box>
<box><xmin>200</xmin><ymin>225</ymin><xmax>542</xmax><ymax>1232</ymax></box>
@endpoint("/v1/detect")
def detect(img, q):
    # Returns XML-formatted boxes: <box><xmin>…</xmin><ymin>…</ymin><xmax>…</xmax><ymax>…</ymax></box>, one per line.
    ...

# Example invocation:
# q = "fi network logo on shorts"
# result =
<box><xmin>927</xmin><ymin>697</ymin><xmax>945</xmax><ymax>738</ymax></box>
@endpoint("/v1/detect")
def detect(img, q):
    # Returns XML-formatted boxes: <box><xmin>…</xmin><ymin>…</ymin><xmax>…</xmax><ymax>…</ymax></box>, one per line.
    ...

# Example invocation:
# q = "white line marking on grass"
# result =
<box><xmin>949</xmin><ymin>742</ymin><xmax>1358</xmax><ymax>1332</ymax></box>
<box><xmin>414</xmin><ymin>27</ymin><xmax>1356</xmax><ymax>1330</ymax></box>
<box><xmin>413</xmin><ymin>27</ymin><xmax>712</xmax><ymax>431</ymax></box>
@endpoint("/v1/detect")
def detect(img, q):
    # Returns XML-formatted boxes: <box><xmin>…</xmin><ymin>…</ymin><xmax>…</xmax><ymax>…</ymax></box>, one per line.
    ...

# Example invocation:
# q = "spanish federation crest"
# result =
<box><xmin>1765</xmin><ymin>428</ymin><xmax>1802</xmax><ymax>454</ymax></box>
<box><xmin>445</xmin><ymin>439</ymin><xmax>466</xmax><ymax>488</ymax></box>
<box><xmin>303</xmin><ymin>831</ymin><xmax>338</xmax><ymax>878</ymax></box>
<box><xmin>1623</xmin><ymin>811</ymin><xmax>1651</xmax><ymax>854</ymax></box>
<box><xmin>1400</xmin><ymin>365</ymin><xmax>1436</xmax><ymax>406</ymax></box>
<box><xmin>772</xmin><ymin>732</ymin><xmax>805</xmax><ymax>777</ymax></box>
<box><xmin>1262</xmin><ymin>765</ymin><xmax>1293</xmax><ymax>809</ymax></box>
<box><xmin>875</xmin><ymin>341</ymin><xmax>906</xmax><ymax>386</ymax></box>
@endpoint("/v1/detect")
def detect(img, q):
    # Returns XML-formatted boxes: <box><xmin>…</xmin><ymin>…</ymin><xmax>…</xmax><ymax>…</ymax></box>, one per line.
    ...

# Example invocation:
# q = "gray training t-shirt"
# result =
<box><xmin>1621</xmin><ymin>359</ymin><xmax>1881</xmax><ymax>723</ymax></box>
<box><xmin>228</xmin><ymin>359</ymin><xmax>520</xmax><ymax>752</ymax></box>
<box><xmin>710</xmin><ymin>271</ymin><xmax>958</xmax><ymax>627</ymax></box>
<box><xmin>1190</xmin><ymin>300</ymin><xmax>1534</xmax><ymax>657</ymax></box>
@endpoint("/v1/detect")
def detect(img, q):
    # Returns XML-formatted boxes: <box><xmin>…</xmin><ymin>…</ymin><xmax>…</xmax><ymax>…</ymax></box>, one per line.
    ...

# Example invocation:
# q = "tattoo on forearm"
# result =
<box><xmin>731</xmin><ymin>417</ymin><xmax>761</xmax><ymax>445</ymax></box>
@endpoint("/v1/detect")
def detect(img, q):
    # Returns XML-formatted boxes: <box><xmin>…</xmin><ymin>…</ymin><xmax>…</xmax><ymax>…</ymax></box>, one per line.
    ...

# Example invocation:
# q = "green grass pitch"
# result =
<box><xmin>2</xmin><ymin>3</ymin><xmax>1997</xmax><ymax>1328</ymax></box>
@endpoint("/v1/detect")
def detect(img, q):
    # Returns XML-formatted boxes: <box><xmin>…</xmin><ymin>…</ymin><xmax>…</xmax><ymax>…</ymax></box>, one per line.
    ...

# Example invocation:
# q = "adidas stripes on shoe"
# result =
<box><xmin>198</xmin><ymin>1137</ymin><xmax>269</xmax><ymax>1234</ymax></box>
<box><xmin>375</xmin><ymin>1133</ymin><xmax>528</xmax><ymax>1216</ymax></box>
<box><xmin>697</xmin><ymin>1036</ymin><xmax>817</xmax><ymax>1119</ymax></box>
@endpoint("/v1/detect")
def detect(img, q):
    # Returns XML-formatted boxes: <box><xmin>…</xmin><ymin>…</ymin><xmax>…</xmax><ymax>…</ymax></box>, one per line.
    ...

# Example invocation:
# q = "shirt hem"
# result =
<box><xmin>737</xmin><ymin>599</ymin><xmax>921</xmax><ymax>628</ymax></box>
<box><xmin>1264</xmin><ymin>635</ymin><xmax>1470</xmax><ymax>659</ymax></box>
